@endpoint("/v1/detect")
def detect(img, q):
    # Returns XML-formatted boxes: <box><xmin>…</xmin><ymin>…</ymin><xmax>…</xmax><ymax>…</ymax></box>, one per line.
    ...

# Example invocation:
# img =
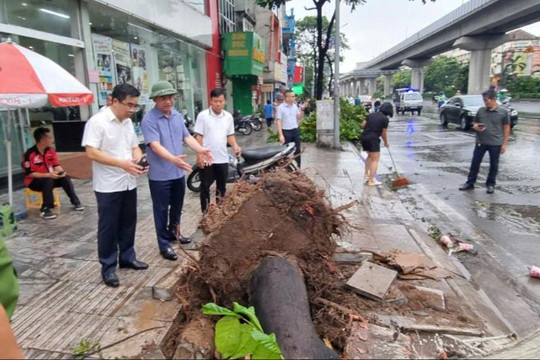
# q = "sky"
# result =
<box><xmin>288</xmin><ymin>0</ymin><xmax>540</xmax><ymax>73</ymax></box>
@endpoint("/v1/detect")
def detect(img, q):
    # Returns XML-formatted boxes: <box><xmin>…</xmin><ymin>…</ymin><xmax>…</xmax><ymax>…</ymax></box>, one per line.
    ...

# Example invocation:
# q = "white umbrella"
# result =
<box><xmin>0</xmin><ymin>41</ymin><xmax>94</xmax><ymax>205</ymax></box>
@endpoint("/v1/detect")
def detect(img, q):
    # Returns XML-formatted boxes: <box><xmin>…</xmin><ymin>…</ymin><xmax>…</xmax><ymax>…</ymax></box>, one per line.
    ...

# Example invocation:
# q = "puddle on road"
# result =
<box><xmin>473</xmin><ymin>201</ymin><xmax>540</xmax><ymax>235</ymax></box>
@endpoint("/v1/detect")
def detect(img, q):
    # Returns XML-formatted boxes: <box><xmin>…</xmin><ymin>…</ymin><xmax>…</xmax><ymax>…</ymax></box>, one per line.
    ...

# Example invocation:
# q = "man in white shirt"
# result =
<box><xmin>194</xmin><ymin>88</ymin><xmax>241</xmax><ymax>213</ymax></box>
<box><xmin>276</xmin><ymin>90</ymin><xmax>305</xmax><ymax>167</ymax></box>
<box><xmin>82</xmin><ymin>83</ymin><xmax>148</xmax><ymax>288</ymax></box>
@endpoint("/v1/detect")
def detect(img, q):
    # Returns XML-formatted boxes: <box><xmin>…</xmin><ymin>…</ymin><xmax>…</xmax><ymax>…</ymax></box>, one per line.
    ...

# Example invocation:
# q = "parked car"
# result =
<box><xmin>439</xmin><ymin>94</ymin><xmax>518</xmax><ymax>130</ymax></box>
<box><xmin>359</xmin><ymin>95</ymin><xmax>372</xmax><ymax>111</ymax></box>
<box><xmin>395</xmin><ymin>91</ymin><xmax>423</xmax><ymax>115</ymax></box>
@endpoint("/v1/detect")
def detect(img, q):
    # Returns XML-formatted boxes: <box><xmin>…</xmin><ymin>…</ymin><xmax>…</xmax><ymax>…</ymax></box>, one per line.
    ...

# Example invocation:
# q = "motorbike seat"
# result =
<box><xmin>242</xmin><ymin>145</ymin><xmax>287</xmax><ymax>162</ymax></box>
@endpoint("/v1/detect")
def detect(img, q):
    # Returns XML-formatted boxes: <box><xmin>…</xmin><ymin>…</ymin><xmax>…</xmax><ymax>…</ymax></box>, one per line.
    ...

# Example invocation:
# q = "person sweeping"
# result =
<box><xmin>360</xmin><ymin>102</ymin><xmax>393</xmax><ymax>186</ymax></box>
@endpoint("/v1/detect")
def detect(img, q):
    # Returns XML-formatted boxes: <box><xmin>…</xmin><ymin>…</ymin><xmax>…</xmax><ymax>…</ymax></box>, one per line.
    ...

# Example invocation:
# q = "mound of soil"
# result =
<box><xmin>168</xmin><ymin>170</ymin><xmax>482</xmax><ymax>358</ymax></box>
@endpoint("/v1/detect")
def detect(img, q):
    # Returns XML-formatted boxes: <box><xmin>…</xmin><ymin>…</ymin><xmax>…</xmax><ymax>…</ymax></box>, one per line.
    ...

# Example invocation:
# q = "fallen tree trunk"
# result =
<box><xmin>249</xmin><ymin>256</ymin><xmax>340</xmax><ymax>359</ymax></box>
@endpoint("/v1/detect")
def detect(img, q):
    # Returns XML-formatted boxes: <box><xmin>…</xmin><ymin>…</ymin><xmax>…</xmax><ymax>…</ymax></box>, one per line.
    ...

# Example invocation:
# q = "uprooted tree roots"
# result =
<box><xmin>169</xmin><ymin>170</ymin><xmax>364</xmax><ymax>355</ymax></box>
<box><xmin>168</xmin><ymin>170</ymin><xmax>474</xmax><ymax>358</ymax></box>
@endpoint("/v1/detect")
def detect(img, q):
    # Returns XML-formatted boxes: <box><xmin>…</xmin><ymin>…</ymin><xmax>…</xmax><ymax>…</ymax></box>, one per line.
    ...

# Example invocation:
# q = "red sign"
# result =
<box><xmin>293</xmin><ymin>65</ymin><xmax>303</xmax><ymax>84</ymax></box>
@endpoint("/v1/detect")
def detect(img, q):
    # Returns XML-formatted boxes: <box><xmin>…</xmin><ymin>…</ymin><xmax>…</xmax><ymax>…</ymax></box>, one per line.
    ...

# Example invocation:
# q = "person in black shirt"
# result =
<box><xmin>360</xmin><ymin>102</ymin><xmax>392</xmax><ymax>186</ymax></box>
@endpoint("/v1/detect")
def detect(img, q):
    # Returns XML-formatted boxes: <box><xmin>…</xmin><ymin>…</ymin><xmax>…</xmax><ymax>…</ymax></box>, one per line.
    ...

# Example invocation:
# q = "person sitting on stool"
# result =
<box><xmin>22</xmin><ymin>127</ymin><xmax>84</xmax><ymax>219</ymax></box>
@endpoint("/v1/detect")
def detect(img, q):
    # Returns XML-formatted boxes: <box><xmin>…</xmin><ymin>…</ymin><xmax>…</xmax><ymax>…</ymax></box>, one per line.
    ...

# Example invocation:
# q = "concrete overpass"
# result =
<box><xmin>340</xmin><ymin>0</ymin><xmax>540</xmax><ymax>97</ymax></box>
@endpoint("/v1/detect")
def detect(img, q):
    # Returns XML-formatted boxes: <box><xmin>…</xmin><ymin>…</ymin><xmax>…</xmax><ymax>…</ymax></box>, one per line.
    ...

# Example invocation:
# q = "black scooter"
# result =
<box><xmin>187</xmin><ymin>142</ymin><xmax>297</xmax><ymax>192</ymax></box>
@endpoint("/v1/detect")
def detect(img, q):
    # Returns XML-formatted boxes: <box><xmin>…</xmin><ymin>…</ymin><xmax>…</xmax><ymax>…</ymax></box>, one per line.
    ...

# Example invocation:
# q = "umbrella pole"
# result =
<box><xmin>6</xmin><ymin>109</ymin><xmax>13</xmax><ymax>206</ymax></box>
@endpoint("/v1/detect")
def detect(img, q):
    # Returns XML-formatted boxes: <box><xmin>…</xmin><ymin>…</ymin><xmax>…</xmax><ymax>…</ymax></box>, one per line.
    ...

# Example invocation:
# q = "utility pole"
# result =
<box><xmin>333</xmin><ymin>0</ymin><xmax>341</xmax><ymax>149</ymax></box>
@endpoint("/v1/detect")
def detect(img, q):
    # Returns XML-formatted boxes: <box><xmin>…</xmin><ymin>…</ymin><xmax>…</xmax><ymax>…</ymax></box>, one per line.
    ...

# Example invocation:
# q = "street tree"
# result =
<box><xmin>393</xmin><ymin>70</ymin><xmax>411</xmax><ymax>89</ymax></box>
<box><xmin>424</xmin><ymin>56</ymin><xmax>461</xmax><ymax>93</ymax></box>
<box><xmin>255</xmin><ymin>0</ymin><xmax>435</xmax><ymax>100</ymax></box>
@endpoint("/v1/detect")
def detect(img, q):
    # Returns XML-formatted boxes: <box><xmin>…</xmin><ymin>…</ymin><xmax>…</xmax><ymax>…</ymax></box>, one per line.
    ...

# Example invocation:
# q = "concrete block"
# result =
<box><xmin>344</xmin><ymin>322</ymin><xmax>412</xmax><ymax>359</ymax></box>
<box><xmin>332</xmin><ymin>252</ymin><xmax>371</xmax><ymax>264</ymax></box>
<box><xmin>346</xmin><ymin>262</ymin><xmax>397</xmax><ymax>301</ymax></box>
<box><xmin>415</xmin><ymin>286</ymin><xmax>446</xmax><ymax>311</ymax></box>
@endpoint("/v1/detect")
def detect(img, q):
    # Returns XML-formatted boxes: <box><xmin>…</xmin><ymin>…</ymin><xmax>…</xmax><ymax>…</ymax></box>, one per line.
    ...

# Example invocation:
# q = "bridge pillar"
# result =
<box><xmin>403</xmin><ymin>58</ymin><xmax>431</xmax><ymax>93</ymax></box>
<box><xmin>383</xmin><ymin>74</ymin><xmax>393</xmax><ymax>96</ymax></box>
<box><xmin>454</xmin><ymin>34</ymin><xmax>507</xmax><ymax>94</ymax></box>
<box><xmin>367</xmin><ymin>78</ymin><xmax>376</xmax><ymax>96</ymax></box>
<box><xmin>358</xmin><ymin>79</ymin><xmax>365</xmax><ymax>95</ymax></box>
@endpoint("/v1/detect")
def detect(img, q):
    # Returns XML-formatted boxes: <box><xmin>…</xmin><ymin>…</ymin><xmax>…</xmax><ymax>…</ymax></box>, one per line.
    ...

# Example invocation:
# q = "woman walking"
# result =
<box><xmin>360</xmin><ymin>102</ymin><xmax>393</xmax><ymax>186</ymax></box>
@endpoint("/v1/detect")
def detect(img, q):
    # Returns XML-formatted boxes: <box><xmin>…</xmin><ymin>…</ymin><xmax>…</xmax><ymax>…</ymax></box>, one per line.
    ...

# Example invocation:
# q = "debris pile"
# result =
<box><xmin>165</xmin><ymin>170</ymin><xmax>486</xmax><ymax>358</ymax></box>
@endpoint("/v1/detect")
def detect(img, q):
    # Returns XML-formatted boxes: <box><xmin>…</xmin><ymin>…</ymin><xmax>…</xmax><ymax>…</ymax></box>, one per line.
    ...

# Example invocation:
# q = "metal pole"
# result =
<box><xmin>6</xmin><ymin>109</ymin><xmax>13</xmax><ymax>206</ymax></box>
<box><xmin>333</xmin><ymin>0</ymin><xmax>341</xmax><ymax>149</ymax></box>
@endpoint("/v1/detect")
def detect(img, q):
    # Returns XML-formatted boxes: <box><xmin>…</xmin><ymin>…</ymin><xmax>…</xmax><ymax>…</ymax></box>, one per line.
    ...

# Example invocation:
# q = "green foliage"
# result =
<box><xmin>454</xmin><ymin>62</ymin><xmax>469</xmax><ymax>93</ymax></box>
<box><xmin>507</xmin><ymin>76</ymin><xmax>540</xmax><ymax>97</ymax></box>
<box><xmin>339</xmin><ymin>98</ymin><xmax>366</xmax><ymax>141</ymax></box>
<box><xmin>393</xmin><ymin>70</ymin><xmax>411</xmax><ymax>89</ymax></box>
<box><xmin>72</xmin><ymin>339</ymin><xmax>100</xmax><ymax>359</ymax></box>
<box><xmin>424</xmin><ymin>56</ymin><xmax>461</xmax><ymax>93</ymax></box>
<box><xmin>202</xmin><ymin>302</ymin><xmax>283</xmax><ymax>360</ymax></box>
<box><xmin>299</xmin><ymin>113</ymin><xmax>317</xmax><ymax>143</ymax></box>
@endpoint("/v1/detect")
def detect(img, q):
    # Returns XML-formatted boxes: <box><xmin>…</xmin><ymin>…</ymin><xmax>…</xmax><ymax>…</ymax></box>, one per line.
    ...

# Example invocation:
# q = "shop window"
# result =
<box><xmin>88</xmin><ymin>2</ymin><xmax>207</xmax><ymax>123</ymax></box>
<box><xmin>0</xmin><ymin>0</ymin><xmax>80</xmax><ymax>39</ymax></box>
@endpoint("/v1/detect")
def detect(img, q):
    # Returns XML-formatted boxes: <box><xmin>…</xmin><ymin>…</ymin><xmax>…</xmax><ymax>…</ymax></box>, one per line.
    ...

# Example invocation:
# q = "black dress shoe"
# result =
<box><xmin>119</xmin><ymin>260</ymin><xmax>149</xmax><ymax>270</ymax></box>
<box><xmin>161</xmin><ymin>248</ymin><xmax>178</xmax><ymax>261</ymax></box>
<box><xmin>459</xmin><ymin>183</ymin><xmax>474</xmax><ymax>191</ymax></box>
<box><xmin>102</xmin><ymin>272</ymin><xmax>119</xmax><ymax>287</ymax></box>
<box><xmin>178</xmin><ymin>235</ymin><xmax>192</xmax><ymax>244</ymax></box>
<box><xmin>486</xmin><ymin>185</ymin><xmax>495</xmax><ymax>194</ymax></box>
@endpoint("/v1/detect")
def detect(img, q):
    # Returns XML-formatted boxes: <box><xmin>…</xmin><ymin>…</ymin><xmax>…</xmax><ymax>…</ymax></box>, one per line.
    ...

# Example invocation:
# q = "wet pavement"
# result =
<box><xmin>376</xmin><ymin>108</ymin><xmax>540</xmax><ymax>335</ymax></box>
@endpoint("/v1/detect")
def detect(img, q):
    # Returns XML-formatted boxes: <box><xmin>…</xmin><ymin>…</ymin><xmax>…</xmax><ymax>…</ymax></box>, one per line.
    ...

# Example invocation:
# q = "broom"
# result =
<box><xmin>386</xmin><ymin>147</ymin><xmax>410</xmax><ymax>187</ymax></box>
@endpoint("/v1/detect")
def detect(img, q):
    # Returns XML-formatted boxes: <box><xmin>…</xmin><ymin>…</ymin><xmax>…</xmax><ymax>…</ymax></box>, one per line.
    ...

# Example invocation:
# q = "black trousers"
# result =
<box><xmin>28</xmin><ymin>176</ymin><xmax>80</xmax><ymax>210</ymax></box>
<box><xmin>283</xmin><ymin>128</ymin><xmax>301</xmax><ymax>168</ymax></box>
<box><xmin>95</xmin><ymin>189</ymin><xmax>137</xmax><ymax>276</ymax></box>
<box><xmin>200</xmin><ymin>163</ymin><xmax>229</xmax><ymax>213</ymax></box>
<box><xmin>149</xmin><ymin>178</ymin><xmax>185</xmax><ymax>252</ymax></box>
<box><xmin>466</xmin><ymin>144</ymin><xmax>502</xmax><ymax>187</ymax></box>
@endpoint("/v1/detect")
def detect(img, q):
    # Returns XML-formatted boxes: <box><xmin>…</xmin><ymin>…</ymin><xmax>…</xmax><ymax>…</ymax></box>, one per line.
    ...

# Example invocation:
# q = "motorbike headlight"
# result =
<box><xmin>511</xmin><ymin>110</ymin><xmax>518</xmax><ymax>116</ymax></box>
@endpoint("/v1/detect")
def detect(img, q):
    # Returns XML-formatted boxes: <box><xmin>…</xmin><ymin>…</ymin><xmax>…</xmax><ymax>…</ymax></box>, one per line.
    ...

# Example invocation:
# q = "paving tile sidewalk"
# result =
<box><xmin>4</xmin><ymin>137</ymin><xmax>514</xmax><ymax>358</ymax></box>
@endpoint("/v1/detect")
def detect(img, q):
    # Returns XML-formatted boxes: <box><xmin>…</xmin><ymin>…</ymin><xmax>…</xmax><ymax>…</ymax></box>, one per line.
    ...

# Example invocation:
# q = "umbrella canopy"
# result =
<box><xmin>0</xmin><ymin>42</ymin><xmax>94</xmax><ymax>108</ymax></box>
<box><xmin>0</xmin><ymin>41</ymin><xmax>94</xmax><ymax>207</ymax></box>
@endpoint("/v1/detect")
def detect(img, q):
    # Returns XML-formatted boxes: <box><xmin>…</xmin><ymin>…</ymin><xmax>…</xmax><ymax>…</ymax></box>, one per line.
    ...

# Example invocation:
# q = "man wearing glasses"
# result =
<box><xmin>82</xmin><ymin>83</ymin><xmax>149</xmax><ymax>287</ymax></box>
<box><xmin>141</xmin><ymin>81</ymin><xmax>212</xmax><ymax>261</ymax></box>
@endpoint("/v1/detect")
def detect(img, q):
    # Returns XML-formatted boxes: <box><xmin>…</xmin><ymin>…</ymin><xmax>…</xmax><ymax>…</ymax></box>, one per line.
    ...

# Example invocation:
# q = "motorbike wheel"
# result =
<box><xmin>251</xmin><ymin>119</ymin><xmax>263</xmax><ymax>131</ymax></box>
<box><xmin>187</xmin><ymin>166</ymin><xmax>202</xmax><ymax>193</ymax></box>
<box><xmin>238</xmin><ymin>124</ymin><xmax>252</xmax><ymax>135</ymax></box>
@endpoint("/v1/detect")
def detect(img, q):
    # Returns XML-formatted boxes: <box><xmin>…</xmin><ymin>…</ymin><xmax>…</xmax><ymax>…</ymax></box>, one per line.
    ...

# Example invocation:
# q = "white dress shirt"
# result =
<box><xmin>82</xmin><ymin>107</ymin><xmax>139</xmax><ymax>192</ymax></box>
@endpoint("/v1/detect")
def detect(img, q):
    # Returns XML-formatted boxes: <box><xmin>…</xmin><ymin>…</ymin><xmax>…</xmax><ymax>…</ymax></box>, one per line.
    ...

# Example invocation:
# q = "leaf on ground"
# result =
<box><xmin>233</xmin><ymin>302</ymin><xmax>263</xmax><ymax>331</ymax></box>
<box><xmin>250</xmin><ymin>330</ymin><xmax>282</xmax><ymax>359</ymax></box>
<box><xmin>202</xmin><ymin>302</ymin><xmax>238</xmax><ymax>317</ymax></box>
<box><xmin>215</xmin><ymin>316</ymin><xmax>242</xmax><ymax>358</ymax></box>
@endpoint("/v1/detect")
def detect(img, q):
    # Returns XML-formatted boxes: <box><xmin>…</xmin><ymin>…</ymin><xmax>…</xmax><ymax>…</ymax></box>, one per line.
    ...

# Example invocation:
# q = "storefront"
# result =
<box><xmin>0</xmin><ymin>0</ymin><xmax>211</xmax><ymax>179</ymax></box>
<box><xmin>222</xmin><ymin>32</ymin><xmax>265</xmax><ymax>116</ymax></box>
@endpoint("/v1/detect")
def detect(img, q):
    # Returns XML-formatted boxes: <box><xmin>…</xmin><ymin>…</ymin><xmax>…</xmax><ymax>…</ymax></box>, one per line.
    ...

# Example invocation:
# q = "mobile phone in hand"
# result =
<box><xmin>57</xmin><ymin>171</ymin><xmax>65</xmax><ymax>175</ymax></box>
<box><xmin>137</xmin><ymin>155</ymin><xmax>149</xmax><ymax>168</ymax></box>
<box><xmin>476</xmin><ymin>123</ymin><xmax>485</xmax><ymax>129</ymax></box>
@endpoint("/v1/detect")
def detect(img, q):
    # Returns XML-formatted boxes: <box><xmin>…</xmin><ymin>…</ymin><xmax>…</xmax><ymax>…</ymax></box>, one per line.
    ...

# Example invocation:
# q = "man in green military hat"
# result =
<box><xmin>141</xmin><ymin>81</ymin><xmax>212</xmax><ymax>261</ymax></box>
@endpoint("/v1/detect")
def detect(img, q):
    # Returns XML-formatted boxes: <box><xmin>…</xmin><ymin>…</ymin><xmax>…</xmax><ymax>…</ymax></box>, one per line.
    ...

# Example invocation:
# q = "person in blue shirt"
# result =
<box><xmin>141</xmin><ymin>81</ymin><xmax>212</xmax><ymax>261</ymax></box>
<box><xmin>263</xmin><ymin>100</ymin><xmax>275</xmax><ymax>128</ymax></box>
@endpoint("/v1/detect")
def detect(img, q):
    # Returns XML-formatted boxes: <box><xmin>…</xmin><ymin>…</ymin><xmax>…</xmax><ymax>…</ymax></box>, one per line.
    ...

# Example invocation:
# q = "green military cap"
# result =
<box><xmin>149</xmin><ymin>81</ymin><xmax>177</xmax><ymax>99</ymax></box>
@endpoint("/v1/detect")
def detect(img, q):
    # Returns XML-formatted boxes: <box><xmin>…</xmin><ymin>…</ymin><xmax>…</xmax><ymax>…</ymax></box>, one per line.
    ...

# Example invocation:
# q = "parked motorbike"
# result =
<box><xmin>233</xmin><ymin>110</ymin><xmax>252</xmax><ymax>135</ymax></box>
<box><xmin>187</xmin><ymin>142</ymin><xmax>297</xmax><ymax>192</ymax></box>
<box><xmin>248</xmin><ymin>113</ymin><xmax>263</xmax><ymax>131</ymax></box>
<box><xmin>184</xmin><ymin>114</ymin><xmax>195</xmax><ymax>136</ymax></box>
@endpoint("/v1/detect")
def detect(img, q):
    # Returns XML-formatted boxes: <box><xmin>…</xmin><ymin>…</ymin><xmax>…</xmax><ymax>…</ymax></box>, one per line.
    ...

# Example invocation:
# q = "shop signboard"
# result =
<box><xmin>223</xmin><ymin>32</ymin><xmax>265</xmax><ymax>77</ymax></box>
